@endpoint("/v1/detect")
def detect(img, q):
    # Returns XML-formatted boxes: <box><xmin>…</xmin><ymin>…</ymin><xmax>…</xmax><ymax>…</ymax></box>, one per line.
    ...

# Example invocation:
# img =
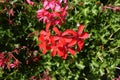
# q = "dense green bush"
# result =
<box><xmin>0</xmin><ymin>0</ymin><xmax>120</xmax><ymax>80</ymax></box>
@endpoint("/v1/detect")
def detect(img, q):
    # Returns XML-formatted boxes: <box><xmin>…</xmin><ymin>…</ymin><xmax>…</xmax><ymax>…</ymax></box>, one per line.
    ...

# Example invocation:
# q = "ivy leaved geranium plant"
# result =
<box><xmin>37</xmin><ymin>0</ymin><xmax>89</xmax><ymax>59</ymax></box>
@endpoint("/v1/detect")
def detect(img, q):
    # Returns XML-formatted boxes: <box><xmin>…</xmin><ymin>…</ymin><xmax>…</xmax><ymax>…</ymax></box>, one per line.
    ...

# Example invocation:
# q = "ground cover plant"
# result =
<box><xmin>0</xmin><ymin>0</ymin><xmax>120</xmax><ymax>80</ymax></box>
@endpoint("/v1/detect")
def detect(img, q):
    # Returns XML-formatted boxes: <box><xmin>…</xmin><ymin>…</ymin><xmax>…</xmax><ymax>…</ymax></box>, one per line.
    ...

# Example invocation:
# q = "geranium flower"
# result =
<box><xmin>37</xmin><ymin>0</ymin><xmax>67</xmax><ymax>25</ymax></box>
<box><xmin>38</xmin><ymin>23</ymin><xmax>89</xmax><ymax>59</ymax></box>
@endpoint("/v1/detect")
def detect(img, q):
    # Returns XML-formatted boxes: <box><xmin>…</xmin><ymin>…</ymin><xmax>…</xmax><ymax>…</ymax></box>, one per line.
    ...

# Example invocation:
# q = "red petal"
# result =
<box><xmin>61</xmin><ymin>53</ymin><xmax>67</xmax><ymax>59</ymax></box>
<box><xmin>63</xmin><ymin>37</ymin><xmax>73</xmax><ymax>43</ymax></box>
<box><xmin>38</xmin><ymin>43</ymin><xmax>47</xmax><ymax>54</ymax></box>
<box><xmin>53</xmin><ymin>27</ymin><xmax>61</xmax><ymax>35</ymax></box>
<box><xmin>52</xmin><ymin>12</ymin><xmax>60</xmax><ymax>18</ymax></box>
<box><xmin>46</xmin><ymin>46</ymin><xmax>51</xmax><ymax>50</ymax></box>
<box><xmin>40</xmin><ymin>30</ymin><xmax>47</xmax><ymax>35</ymax></box>
<box><xmin>40</xmin><ymin>30</ymin><xmax>51</xmax><ymax>41</ymax></box>
<box><xmin>77</xmin><ymin>40</ymin><xmax>84</xmax><ymax>51</ymax></box>
<box><xmin>79</xmin><ymin>32</ymin><xmax>89</xmax><ymax>39</ymax></box>
<box><xmin>62</xmin><ymin>29</ymin><xmax>77</xmax><ymax>37</ymax></box>
<box><xmin>68</xmin><ymin>39</ymin><xmax>77</xmax><ymax>47</ymax></box>
<box><xmin>78</xmin><ymin>25</ymin><xmax>84</xmax><ymax>34</ymax></box>
<box><xmin>59</xmin><ymin>38</ymin><xmax>66</xmax><ymax>45</ymax></box>
<box><xmin>68</xmin><ymin>48</ymin><xmax>76</xmax><ymax>55</ymax></box>
<box><xmin>50</xmin><ymin>36</ymin><xmax>56</xmax><ymax>45</ymax></box>
<box><xmin>52</xmin><ymin>36</ymin><xmax>60</xmax><ymax>41</ymax></box>
<box><xmin>38</xmin><ymin>34</ymin><xmax>44</xmax><ymax>42</ymax></box>
<box><xmin>46</xmin><ymin>22</ymin><xmax>51</xmax><ymax>31</ymax></box>
<box><xmin>51</xmin><ymin>49</ymin><xmax>57</xmax><ymax>57</ymax></box>
<box><xmin>57</xmin><ymin>47</ymin><xmax>65</xmax><ymax>57</ymax></box>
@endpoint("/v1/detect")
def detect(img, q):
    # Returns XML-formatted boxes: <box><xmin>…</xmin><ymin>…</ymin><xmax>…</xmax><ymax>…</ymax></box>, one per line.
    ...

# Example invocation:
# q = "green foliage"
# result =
<box><xmin>0</xmin><ymin>0</ymin><xmax>120</xmax><ymax>80</ymax></box>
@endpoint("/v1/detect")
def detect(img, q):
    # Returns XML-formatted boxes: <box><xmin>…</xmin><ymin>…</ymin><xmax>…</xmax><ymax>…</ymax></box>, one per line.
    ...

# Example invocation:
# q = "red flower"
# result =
<box><xmin>37</xmin><ymin>0</ymin><xmax>68</xmax><ymax>25</ymax></box>
<box><xmin>38</xmin><ymin>23</ymin><xmax>89</xmax><ymax>59</ymax></box>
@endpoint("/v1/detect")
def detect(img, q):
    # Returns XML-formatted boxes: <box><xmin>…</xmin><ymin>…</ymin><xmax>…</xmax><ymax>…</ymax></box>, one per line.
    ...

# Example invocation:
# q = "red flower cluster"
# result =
<box><xmin>37</xmin><ymin>0</ymin><xmax>67</xmax><ymax>25</ymax></box>
<box><xmin>38</xmin><ymin>23</ymin><xmax>89</xmax><ymax>59</ymax></box>
<box><xmin>0</xmin><ymin>52</ymin><xmax>19</xmax><ymax>69</ymax></box>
